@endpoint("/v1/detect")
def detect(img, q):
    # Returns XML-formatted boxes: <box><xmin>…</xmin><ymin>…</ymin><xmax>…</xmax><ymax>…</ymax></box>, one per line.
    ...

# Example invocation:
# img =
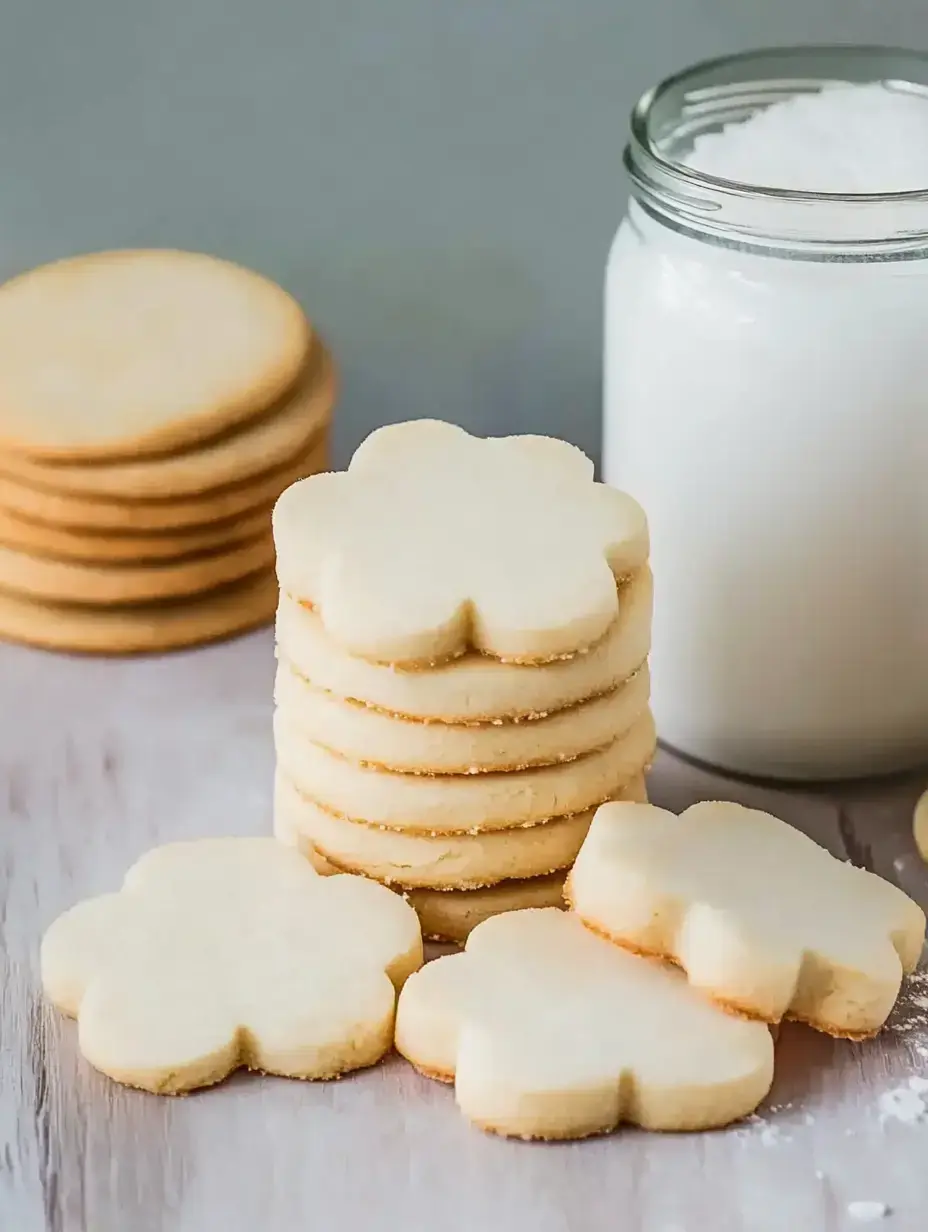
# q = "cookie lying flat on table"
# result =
<box><xmin>274</xmin><ymin>771</ymin><xmax>647</xmax><ymax>889</ymax></box>
<box><xmin>41</xmin><ymin>838</ymin><xmax>422</xmax><ymax>1092</ymax></box>
<box><xmin>394</xmin><ymin>908</ymin><xmax>774</xmax><ymax>1139</ymax></box>
<box><xmin>273</xmin><ymin>419</ymin><xmax>648</xmax><ymax>666</ymax></box>
<box><xmin>566</xmin><ymin>801</ymin><xmax>926</xmax><ymax>1038</ymax></box>
<box><xmin>274</xmin><ymin>567</ymin><xmax>652</xmax><ymax>723</ymax></box>
<box><xmin>274</xmin><ymin>660</ymin><xmax>650</xmax><ymax>774</ymax></box>
<box><xmin>407</xmin><ymin>876</ymin><xmax>569</xmax><ymax>944</ymax></box>
<box><xmin>273</xmin><ymin>709</ymin><xmax>656</xmax><ymax>834</ymax></box>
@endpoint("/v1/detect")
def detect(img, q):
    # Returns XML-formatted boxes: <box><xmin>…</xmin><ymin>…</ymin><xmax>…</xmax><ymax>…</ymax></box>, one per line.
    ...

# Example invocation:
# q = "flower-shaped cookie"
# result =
<box><xmin>41</xmin><ymin>838</ymin><xmax>423</xmax><ymax>1093</ymax></box>
<box><xmin>394</xmin><ymin>908</ymin><xmax>773</xmax><ymax>1139</ymax></box>
<box><xmin>567</xmin><ymin>802</ymin><xmax>926</xmax><ymax>1038</ymax></box>
<box><xmin>915</xmin><ymin>788</ymin><xmax>928</xmax><ymax>862</ymax></box>
<box><xmin>273</xmin><ymin>420</ymin><xmax>648</xmax><ymax>665</ymax></box>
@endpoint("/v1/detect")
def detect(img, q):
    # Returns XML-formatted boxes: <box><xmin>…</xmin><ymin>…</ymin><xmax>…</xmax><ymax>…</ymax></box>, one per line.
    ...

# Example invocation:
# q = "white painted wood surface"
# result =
<box><xmin>2</xmin><ymin>629</ymin><xmax>927</xmax><ymax>1231</ymax></box>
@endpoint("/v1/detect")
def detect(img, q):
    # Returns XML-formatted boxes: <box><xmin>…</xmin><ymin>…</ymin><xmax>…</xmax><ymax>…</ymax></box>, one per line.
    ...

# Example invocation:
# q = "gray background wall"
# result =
<box><xmin>1</xmin><ymin>0</ymin><xmax>923</xmax><ymax>465</ymax></box>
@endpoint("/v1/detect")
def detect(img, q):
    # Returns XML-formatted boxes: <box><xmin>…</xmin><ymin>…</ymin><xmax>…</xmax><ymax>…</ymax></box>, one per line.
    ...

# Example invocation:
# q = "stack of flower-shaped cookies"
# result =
<box><xmin>0</xmin><ymin>249</ymin><xmax>334</xmax><ymax>653</ymax></box>
<box><xmin>272</xmin><ymin>420</ymin><xmax>655</xmax><ymax>941</ymax></box>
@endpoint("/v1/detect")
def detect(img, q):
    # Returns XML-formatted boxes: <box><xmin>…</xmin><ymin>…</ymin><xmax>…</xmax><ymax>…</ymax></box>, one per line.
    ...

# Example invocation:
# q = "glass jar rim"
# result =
<box><xmin>625</xmin><ymin>45</ymin><xmax>928</xmax><ymax>255</ymax></box>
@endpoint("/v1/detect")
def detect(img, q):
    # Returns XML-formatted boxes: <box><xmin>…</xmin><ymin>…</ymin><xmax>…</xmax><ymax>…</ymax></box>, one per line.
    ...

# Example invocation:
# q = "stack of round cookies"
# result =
<box><xmin>271</xmin><ymin>419</ymin><xmax>655</xmax><ymax>943</ymax></box>
<box><xmin>0</xmin><ymin>249</ymin><xmax>335</xmax><ymax>654</ymax></box>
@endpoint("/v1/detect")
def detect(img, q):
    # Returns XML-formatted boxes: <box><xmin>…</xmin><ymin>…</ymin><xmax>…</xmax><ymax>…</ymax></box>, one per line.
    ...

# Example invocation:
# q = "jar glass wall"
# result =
<box><xmin>603</xmin><ymin>46</ymin><xmax>928</xmax><ymax>780</ymax></box>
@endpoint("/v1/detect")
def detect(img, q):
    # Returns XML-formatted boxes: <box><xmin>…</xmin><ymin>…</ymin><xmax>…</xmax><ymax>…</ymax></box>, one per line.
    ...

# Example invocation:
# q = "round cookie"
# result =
<box><xmin>273</xmin><ymin>709</ymin><xmax>656</xmax><ymax>834</ymax></box>
<box><xmin>275</xmin><ymin>771</ymin><xmax>647</xmax><ymax>889</ymax></box>
<box><xmin>0</xmin><ymin>569</ymin><xmax>279</xmax><ymax>654</ymax></box>
<box><xmin>0</xmin><ymin>534</ymin><xmax>275</xmax><ymax>605</ymax></box>
<box><xmin>0</xmin><ymin>249</ymin><xmax>311</xmax><ymax>460</ymax></box>
<box><xmin>301</xmin><ymin>848</ymin><xmax>571</xmax><ymax>945</ymax></box>
<box><xmin>274</xmin><ymin>661</ymin><xmax>650</xmax><ymax>774</ymax></box>
<box><xmin>0</xmin><ymin>437</ymin><xmax>329</xmax><ymax>532</ymax></box>
<box><xmin>275</xmin><ymin>568</ymin><xmax>652</xmax><ymax>722</ymax></box>
<box><xmin>271</xmin><ymin>847</ymin><xmax>571</xmax><ymax>941</ymax></box>
<box><xmin>1</xmin><ymin>341</ymin><xmax>336</xmax><ymax>501</ymax></box>
<box><xmin>408</xmin><ymin>876</ymin><xmax>568</xmax><ymax>944</ymax></box>
<box><xmin>0</xmin><ymin>503</ymin><xmax>272</xmax><ymax>564</ymax></box>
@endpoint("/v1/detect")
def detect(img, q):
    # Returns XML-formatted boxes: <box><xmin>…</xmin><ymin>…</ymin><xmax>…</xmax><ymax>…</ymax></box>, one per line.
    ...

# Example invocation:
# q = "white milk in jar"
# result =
<box><xmin>603</xmin><ymin>48</ymin><xmax>928</xmax><ymax>779</ymax></box>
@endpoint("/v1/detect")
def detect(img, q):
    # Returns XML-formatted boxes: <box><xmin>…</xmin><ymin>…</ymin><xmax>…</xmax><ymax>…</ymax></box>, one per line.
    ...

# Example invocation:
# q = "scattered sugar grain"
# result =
<box><xmin>878</xmin><ymin>1083</ymin><xmax>926</xmax><ymax>1125</ymax></box>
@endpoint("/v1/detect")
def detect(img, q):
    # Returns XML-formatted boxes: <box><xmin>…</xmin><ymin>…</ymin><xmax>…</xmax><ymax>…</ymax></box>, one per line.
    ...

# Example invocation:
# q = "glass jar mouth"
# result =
<box><xmin>625</xmin><ymin>45</ymin><xmax>928</xmax><ymax>255</ymax></box>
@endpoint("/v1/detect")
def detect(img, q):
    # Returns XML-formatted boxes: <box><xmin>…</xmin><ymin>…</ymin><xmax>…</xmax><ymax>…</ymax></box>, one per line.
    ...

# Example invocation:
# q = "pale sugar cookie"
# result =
<box><xmin>304</xmin><ymin>847</ymin><xmax>572</xmax><ymax>945</ymax></box>
<box><xmin>274</xmin><ymin>771</ymin><xmax>647</xmax><ymax>890</ymax></box>
<box><xmin>567</xmin><ymin>801</ymin><xmax>926</xmax><ymax>1038</ymax></box>
<box><xmin>274</xmin><ymin>567</ymin><xmax>652</xmax><ymax>722</ymax></box>
<box><xmin>394</xmin><ymin>908</ymin><xmax>774</xmax><ymax>1138</ymax></box>
<box><xmin>41</xmin><ymin>838</ymin><xmax>422</xmax><ymax>1093</ymax></box>
<box><xmin>0</xmin><ymin>250</ymin><xmax>311</xmax><ymax>460</ymax></box>
<box><xmin>0</xmin><ymin>502</ymin><xmax>272</xmax><ymax>564</ymax></box>
<box><xmin>1</xmin><ymin>341</ymin><xmax>335</xmax><ymax>500</ymax></box>
<box><xmin>274</xmin><ymin>660</ymin><xmax>650</xmax><ymax>773</ymax></box>
<box><xmin>0</xmin><ymin>569</ymin><xmax>278</xmax><ymax>654</ymax></box>
<box><xmin>273</xmin><ymin>709</ymin><xmax>656</xmax><ymax>834</ymax></box>
<box><xmin>273</xmin><ymin>420</ymin><xmax>648</xmax><ymax>665</ymax></box>
<box><xmin>0</xmin><ymin>437</ymin><xmax>328</xmax><ymax>532</ymax></box>
<box><xmin>0</xmin><ymin>533</ymin><xmax>274</xmax><ymax>605</ymax></box>
<box><xmin>914</xmin><ymin>789</ymin><xmax>928</xmax><ymax>862</ymax></box>
<box><xmin>408</xmin><ymin>876</ymin><xmax>569</xmax><ymax>944</ymax></box>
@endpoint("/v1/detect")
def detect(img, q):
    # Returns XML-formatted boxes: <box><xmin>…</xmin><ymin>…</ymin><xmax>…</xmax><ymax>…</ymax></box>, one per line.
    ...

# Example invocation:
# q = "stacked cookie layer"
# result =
<box><xmin>0</xmin><ymin>249</ymin><xmax>335</xmax><ymax>653</ymax></box>
<box><xmin>271</xmin><ymin>419</ymin><xmax>655</xmax><ymax>942</ymax></box>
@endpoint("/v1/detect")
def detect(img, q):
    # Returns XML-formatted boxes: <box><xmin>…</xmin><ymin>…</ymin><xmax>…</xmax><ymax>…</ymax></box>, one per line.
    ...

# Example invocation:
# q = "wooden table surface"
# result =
<box><xmin>2</xmin><ymin>629</ymin><xmax>927</xmax><ymax>1231</ymax></box>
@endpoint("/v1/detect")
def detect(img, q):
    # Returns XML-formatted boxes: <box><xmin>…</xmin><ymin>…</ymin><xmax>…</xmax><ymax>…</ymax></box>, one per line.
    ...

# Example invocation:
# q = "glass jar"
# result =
<box><xmin>603</xmin><ymin>46</ymin><xmax>928</xmax><ymax>780</ymax></box>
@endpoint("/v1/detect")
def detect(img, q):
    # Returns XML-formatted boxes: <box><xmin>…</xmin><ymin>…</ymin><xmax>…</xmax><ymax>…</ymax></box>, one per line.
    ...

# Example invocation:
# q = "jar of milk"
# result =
<box><xmin>604</xmin><ymin>46</ymin><xmax>928</xmax><ymax>780</ymax></box>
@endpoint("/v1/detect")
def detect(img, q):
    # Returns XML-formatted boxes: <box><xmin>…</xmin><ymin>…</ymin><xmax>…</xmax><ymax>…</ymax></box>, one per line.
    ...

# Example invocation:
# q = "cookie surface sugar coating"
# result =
<box><xmin>41</xmin><ymin>838</ymin><xmax>422</xmax><ymax>1093</ymax></box>
<box><xmin>273</xmin><ymin>420</ymin><xmax>648</xmax><ymax>665</ymax></box>
<box><xmin>394</xmin><ymin>908</ymin><xmax>773</xmax><ymax>1139</ymax></box>
<box><xmin>567</xmin><ymin>801</ymin><xmax>926</xmax><ymax>1038</ymax></box>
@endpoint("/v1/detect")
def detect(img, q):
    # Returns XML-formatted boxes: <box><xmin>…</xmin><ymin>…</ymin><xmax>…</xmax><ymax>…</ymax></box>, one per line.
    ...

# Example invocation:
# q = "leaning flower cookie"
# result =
<box><xmin>272</xmin><ymin>419</ymin><xmax>648</xmax><ymax>666</ymax></box>
<box><xmin>394</xmin><ymin>908</ymin><xmax>774</xmax><ymax>1139</ymax></box>
<box><xmin>566</xmin><ymin>801</ymin><xmax>926</xmax><ymax>1038</ymax></box>
<box><xmin>914</xmin><ymin>788</ymin><xmax>928</xmax><ymax>862</ymax></box>
<box><xmin>40</xmin><ymin>838</ymin><xmax>422</xmax><ymax>1093</ymax></box>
